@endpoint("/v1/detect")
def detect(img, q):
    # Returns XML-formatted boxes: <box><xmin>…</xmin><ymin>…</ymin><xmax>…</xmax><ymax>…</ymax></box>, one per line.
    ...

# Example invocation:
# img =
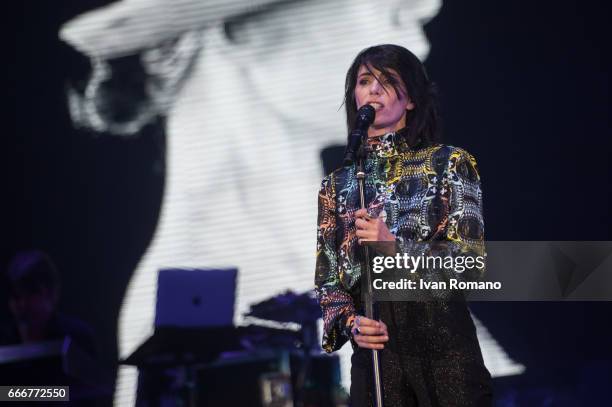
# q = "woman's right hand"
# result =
<box><xmin>350</xmin><ymin>315</ymin><xmax>389</xmax><ymax>350</ymax></box>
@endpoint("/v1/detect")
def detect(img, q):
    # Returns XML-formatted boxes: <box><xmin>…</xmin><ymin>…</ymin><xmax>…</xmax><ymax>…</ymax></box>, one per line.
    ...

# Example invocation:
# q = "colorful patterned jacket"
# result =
<box><xmin>315</xmin><ymin>128</ymin><xmax>485</xmax><ymax>353</ymax></box>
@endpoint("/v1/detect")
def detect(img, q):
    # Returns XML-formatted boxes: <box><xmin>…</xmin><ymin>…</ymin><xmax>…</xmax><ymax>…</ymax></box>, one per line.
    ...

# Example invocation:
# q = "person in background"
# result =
<box><xmin>1</xmin><ymin>250</ymin><xmax>96</xmax><ymax>356</ymax></box>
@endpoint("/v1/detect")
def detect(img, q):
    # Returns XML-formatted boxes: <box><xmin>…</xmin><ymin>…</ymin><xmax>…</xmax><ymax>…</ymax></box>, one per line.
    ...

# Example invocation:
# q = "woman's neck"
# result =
<box><xmin>367</xmin><ymin>123</ymin><xmax>406</xmax><ymax>138</ymax></box>
<box><xmin>367</xmin><ymin>117</ymin><xmax>407</xmax><ymax>138</ymax></box>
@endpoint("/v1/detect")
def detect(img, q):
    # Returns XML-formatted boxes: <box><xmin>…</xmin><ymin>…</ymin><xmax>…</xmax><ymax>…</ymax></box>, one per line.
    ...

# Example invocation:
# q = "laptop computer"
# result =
<box><xmin>154</xmin><ymin>268</ymin><xmax>237</xmax><ymax>328</ymax></box>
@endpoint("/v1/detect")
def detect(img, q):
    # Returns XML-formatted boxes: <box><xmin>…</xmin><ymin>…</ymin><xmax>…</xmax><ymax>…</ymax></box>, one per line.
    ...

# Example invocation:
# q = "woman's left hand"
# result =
<box><xmin>355</xmin><ymin>209</ymin><xmax>396</xmax><ymax>254</ymax></box>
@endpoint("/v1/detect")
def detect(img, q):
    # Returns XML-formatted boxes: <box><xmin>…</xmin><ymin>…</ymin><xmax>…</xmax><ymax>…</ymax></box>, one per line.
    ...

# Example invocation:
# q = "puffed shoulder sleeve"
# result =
<box><xmin>395</xmin><ymin>146</ymin><xmax>486</xmax><ymax>294</ymax></box>
<box><xmin>314</xmin><ymin>174</ymin><xmax>356</xmax><ymax>353</ymax></box>
<box><xmin>445</xmin><ymin>147</ymin><xmax>485</xmax><ymax>249</ymax></box>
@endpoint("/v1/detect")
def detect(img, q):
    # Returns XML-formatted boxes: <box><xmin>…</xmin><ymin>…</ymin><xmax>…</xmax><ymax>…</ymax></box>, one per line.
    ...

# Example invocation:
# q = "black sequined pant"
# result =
<box><xmin>349</xmin><ymin>302</ymin><xmax>493</xmax><ymax>407</ymax></box>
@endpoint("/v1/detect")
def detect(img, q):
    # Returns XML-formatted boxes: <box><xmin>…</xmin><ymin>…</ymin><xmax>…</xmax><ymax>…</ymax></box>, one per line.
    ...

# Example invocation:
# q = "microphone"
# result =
<box><xmin>343</xmin><ymin>105</ymin><xmax>376</xmax><ymax>165</ymax></box>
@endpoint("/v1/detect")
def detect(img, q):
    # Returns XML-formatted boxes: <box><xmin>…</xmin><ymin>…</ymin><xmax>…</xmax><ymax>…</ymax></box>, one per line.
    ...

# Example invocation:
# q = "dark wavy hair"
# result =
<box><xmin>344</xmin><ymin>44</ymin><xmax>440</xmax><ymax>147</ymax></box>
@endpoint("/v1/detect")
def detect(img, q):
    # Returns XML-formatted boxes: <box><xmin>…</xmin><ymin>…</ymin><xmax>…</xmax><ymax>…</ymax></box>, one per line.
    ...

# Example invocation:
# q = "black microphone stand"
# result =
<box><xmin>355</xmin><ymin>136</ymin><xmax>384</xmax><ymax>407</ymax></box>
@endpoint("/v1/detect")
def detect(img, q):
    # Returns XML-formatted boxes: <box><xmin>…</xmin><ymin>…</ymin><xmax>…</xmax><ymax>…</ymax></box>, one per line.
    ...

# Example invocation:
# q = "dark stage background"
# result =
<box><xmin>7</xmin><ymin>0</ymin><xmax>612</xmax><ymax>405</ymax></box>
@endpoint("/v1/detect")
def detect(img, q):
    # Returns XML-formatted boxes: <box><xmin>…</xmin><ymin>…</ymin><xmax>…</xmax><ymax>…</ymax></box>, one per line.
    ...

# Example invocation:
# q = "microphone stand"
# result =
<box><xmin>355</xmin><ymin>136</ymin><xmax>384</xmax><ymax>407</ymax></box>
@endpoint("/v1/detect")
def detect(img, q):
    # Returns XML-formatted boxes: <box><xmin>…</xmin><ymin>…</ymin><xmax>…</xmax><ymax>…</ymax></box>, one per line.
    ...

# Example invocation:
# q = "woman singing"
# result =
<box><xmin>315</xmin><ymin>44</ymin><xmax>493</xmax><ymax>406</ymax></box>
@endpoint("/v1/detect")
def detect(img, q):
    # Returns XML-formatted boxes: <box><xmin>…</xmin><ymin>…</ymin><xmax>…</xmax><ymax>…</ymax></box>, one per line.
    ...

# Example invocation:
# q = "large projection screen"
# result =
<box><xmin>59</xmin><ymin>0</ymin><xmax>522</xmax><ymax>404</ymax></box>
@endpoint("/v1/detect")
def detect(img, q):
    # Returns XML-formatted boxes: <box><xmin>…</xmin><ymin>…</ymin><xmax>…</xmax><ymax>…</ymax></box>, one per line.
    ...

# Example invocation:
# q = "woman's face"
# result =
<box><xmin>354</xmin><ymin>64</ymin><xmax>415</xmax><ymax>136</ymax></box>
